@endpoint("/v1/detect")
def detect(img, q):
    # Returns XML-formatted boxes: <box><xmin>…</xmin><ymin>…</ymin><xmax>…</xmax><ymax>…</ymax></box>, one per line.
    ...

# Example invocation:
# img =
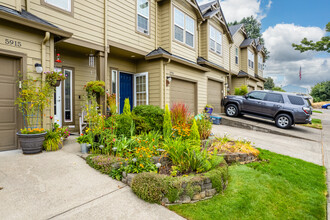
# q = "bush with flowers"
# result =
<box><xmin>44</xmin><ymin>71</ymin><xmax>66</xmax><ymax>87</ymax></box>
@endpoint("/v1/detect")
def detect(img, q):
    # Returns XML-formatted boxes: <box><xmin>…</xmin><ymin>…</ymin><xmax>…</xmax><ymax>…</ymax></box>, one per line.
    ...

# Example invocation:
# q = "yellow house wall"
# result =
<box><xmin>1</xmin><ymin>0</ymin><xmax>15</xmax><ymax>9</ymax></box>
<box><xmin>257</xmin><ymin>51</ymin><xmax>264</xmax><ymax>77</ymax></box>
<box><xmin>171</xmin><ymin>0</ymin><xmax>198</xmax><ymax>62</ymax></box>
<box><xmin>232</xmin><ymin>77</ymin><xmax>246</xmax><ymax>91</ymax></box>
<box><xmin>247</xmin><ymin>47</ymin><xmax>255</xmax><ymax>76</ymax></box>
<box><xmin>200</xmin><ymin>21</ymin><xmax>208</xmax><ymax>59</ymax></box>
<box><xmin>241</xmin><ymin>48</ymin><xmax>247</xmax><ymax>72</ymax></box>
<box><xmin>108</xmin><ymin>0</ymin><xmax>156</xmax><ymax>54</ymax></box>
<box><xmin>158</xmin><ymin>0</ymin><xmax>171</xmax><ymax>52</ymax></box>
<box><xmin>205</xmin><ymin>68</ymin><xmax>227</xmax><ymax>96</ymax></box>
<box><xmin>231</xmin><ymin>31</ymin><xmax>245</xmax><ymax>74</ymax></box>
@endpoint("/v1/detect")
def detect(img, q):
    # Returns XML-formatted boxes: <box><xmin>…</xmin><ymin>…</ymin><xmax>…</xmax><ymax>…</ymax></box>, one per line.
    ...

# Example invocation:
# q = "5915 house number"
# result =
<box><xmin>5</xmin><ymin>39</ymin><xmax>22</xmax><ymax>47</ymax></box>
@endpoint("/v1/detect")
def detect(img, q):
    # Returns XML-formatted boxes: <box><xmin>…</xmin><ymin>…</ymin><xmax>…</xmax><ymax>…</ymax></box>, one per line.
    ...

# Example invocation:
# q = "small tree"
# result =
<box><xmin>310</xmin><ymin>81</ymin><xmax>330</xmax><ymax>102</ymax></box>
<box><xmin>272</xmin><ymin>87</ymin><xmax>285</xmax><ymax>92</ymax></box>
<box><xmin>234</xmin><ymin>85</ymin><xmax>248</xmax><ymax>95</ymax></box>
<box><xmin>190</xmin><ymin>119</ymin><xmax>200</xmax><ymax>145</ymax></box>
<box><xmin>264</xmin><ymin>77</ymin><xmax>275</xmax><ymax>90</ymax></box>
<box><xmin>163</xmin><ymin>104</ymin><xmax>172</xmax><ymax>138</ymax></box>
<box><xmin>123</xmin><ymin>98</ymin><xmax>131</xmax><ymax>116</ymax></box>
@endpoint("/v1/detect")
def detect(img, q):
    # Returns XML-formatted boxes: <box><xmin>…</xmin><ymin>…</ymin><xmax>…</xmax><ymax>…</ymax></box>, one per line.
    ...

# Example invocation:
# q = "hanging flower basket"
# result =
<box><xmin>44</xmin><ymin>71</ymin><xmax>66</xmax><ymax>87</ymax></box>
<box><xmin>55</xmin><ymin>80</ymin><xmax>61</xmax><ymax>87</ymax></box>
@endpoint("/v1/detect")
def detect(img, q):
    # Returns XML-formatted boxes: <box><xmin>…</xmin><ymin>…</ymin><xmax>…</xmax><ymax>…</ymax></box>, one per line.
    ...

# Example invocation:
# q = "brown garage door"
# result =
<box><xmin>0</xmin><ymin>55</ymin><xmax>19</xmax><ymax>151</ymax></box>
<box><xmin>207</xmin><ymin>79</ymin><xmax>223</xmax><ymax>113</ymax></box>
<box><xmin>170</xmin><ymin>78</ymin><xmax>196</xmax><ymax>114</ymax></box>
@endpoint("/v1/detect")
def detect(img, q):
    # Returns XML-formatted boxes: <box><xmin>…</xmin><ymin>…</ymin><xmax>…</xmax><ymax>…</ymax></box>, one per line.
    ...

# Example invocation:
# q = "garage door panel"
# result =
<box><xmin>170</xmin><ymin>78</ymin><xmax>196</xmax><ymax>115</ymax></box>
<box><xmin>207</xmin><ymin>79</ymin><xmax>223</xmax><ymax>113</ymax></box>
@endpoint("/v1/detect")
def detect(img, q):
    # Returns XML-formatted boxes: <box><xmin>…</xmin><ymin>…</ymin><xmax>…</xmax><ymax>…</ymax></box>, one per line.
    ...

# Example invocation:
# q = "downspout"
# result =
<box><xmin>155</xmin><ymin>0</ymin><xmax>158</xmax><ymax>48</ymax></box>
<box><xmin>104</xmin><ymin>0</ymin><xmax>108</xmax><ymax>114</ymax></box>
<box><xmin>42</xmin><ymin>32</ymin><xmax>50</xmax><ymax>129</ymax></box>
<box><xmin>163</xmin><ymin>58</ymin><xmax>171</xmax><ymax>108</ymax></box>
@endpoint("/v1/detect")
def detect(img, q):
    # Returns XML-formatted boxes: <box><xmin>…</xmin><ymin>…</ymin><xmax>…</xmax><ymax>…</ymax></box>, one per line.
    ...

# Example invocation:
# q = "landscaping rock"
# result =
<box><xmin>121</xmin><ymin>178</ymin><xmax>127</xmax><ymax>184</ymax></box>
<box><xmin>200</xmin><ymin>191</ymin><xmax>206</xmax><ymax>199</ymax></box>
<box><xmin>181</xmin><ymin>195</ymin><xmax>191</xmax><ymax>204</ymax></box>
<box><xmin>192</xmin><ymin>193</ymin><xmax>202</xmax><ymax>200</ymax></box>
<box><xmin>205</xmin><ymin>189</ymin><xmax>216</xmax><ymax>197</ymax></box>
<box><xmin>111</xmin><ymin>162</ymin><xmax>121</xmax><ymax>169</ymax></box>
<box><xmin>127</xmin><ymin>173</ymin><xmax>137</xmax><ymax>186</ymax></box>
<box><xmin>204</xmin><ymin>178</ymin><xmax>211</xmax><ymax>184</ymax></box>
<box><xmin>162</xmin><ymin>197</ymin><xmax>170</xmax><ymax>204</ymax></box>
<box><xmin>201</xmin><ymin>183</ymin><xmax>212</xmax><ymax>191</ymax></box>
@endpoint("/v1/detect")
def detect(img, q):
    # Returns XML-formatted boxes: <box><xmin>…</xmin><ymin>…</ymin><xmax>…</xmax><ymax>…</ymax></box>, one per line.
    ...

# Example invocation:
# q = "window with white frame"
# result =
<box><xmin>63</xmin><ymin>69</ymin><xmax>73</xmax><ymax>122</ymax></box>
<box><xmin>174</xmin><ymin>8</ymin><xmax>195</xmax><ymax>48</ymax></box>
<box><xmin>137</xmin><ymin>0</ymin><xmax>149</xmax><ymax>34</ymax></box>
<box><xmin>134</xmin><ymin>73</ymin><xmax>148</xmax><ymax>106</ymax></box>
<box><xmin>258</xmin><ymin>55</ymin><xmax>263</xmax><ymax>70</ymax></box>
<box><xmin>45</xmin><ymin>0</ymin><xmax>71</xmax><ymax>12</ymax></box>
<box><xmin>248</xmin><ymin>50</ymin><xmax>254</xmax><ymax>69</ymax></box>
<box><xmin>209</xmin><ymin>26</ymin><xmax>222</xmax><ymax>55</ymax></box>
<box><xmin>235</xmin><ymin>47</ymin><xmax>239</xmax><ymax>65</ymax></box>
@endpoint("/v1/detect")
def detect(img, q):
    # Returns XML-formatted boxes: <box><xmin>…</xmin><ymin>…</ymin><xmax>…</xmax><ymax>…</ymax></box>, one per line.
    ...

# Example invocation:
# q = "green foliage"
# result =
<box><xmin>163</xmin><ymin>104</ymin><xmax>172</xmax><ymax>139</ymax></box>
<box><xmin>310</xmin><ymin>81</ymin><xmax>330</xmax><ymax>102</ymax></box>
<box><xmin>123</xmin><ymin>98</ymin><xmax>131</xmax><ymax>116</ymax></box>
<box><xmin>264</xmin><ymin>77</ymin><xmax>275</xmax><ymax>90</ymax></box>
<box><xmin>272</xmin><ymin>86</ymin><xmax>285</xmax><ymax>92</ymax></box>
<box><xmin>204</xmin><ymin>163</ymin><xmax>229</xmax><ymax>193</ymax></box>
<box><xmin>86</xmin><ymin>154</ymin><xmax>125</xmax><ymax>175</ymax></box>
<box><xmin>115</xmin><ymin>114</ymin><xmax>134</xmax><ymax>138</ymax></box>
<box><xmin>132</xmin><ymin>105</ymin><xmax>165</xmax><ymax>133</ymax></box>
<box><xmin>77</xmin><ymin>133</ymin><xmax>91</xmax><ymax>144</ymax></box>
<box><xmin>234</xmin><ymin>85</ymin><xmax>248</xmax><ymax>95</ymax></box>
<box><xmin>84</xmin><ymin>80</ymin><xmax>105</xmax><ymax>97</ymax></box>
<box><xmin>190</xmin><ymin>119</ymin><xmax>200</xmax><ymax>145</ymax></box>
<box><xmin>107</xmin><ymin>93</ymin><xmax>117</xmax><ymax>115</ymax></box>
<box><xmin>44</xmin><ymin>71</ymin><xmax>66</xmax><ymax>87</ymax></box>
<box><xmin>196</xmin><ymin>114</ymin><xmax>212</xmax><ymax>140</ymax></box>
<box><xmin>43</xmin><ymin>129</ymin><xmax>62</xmax><ymax>151</ymax></box>
<box><xmin>132</xmin><ymin>114</ymin><xmax>151</xmax><ymax>135</ymax></box>
<box><xmin>292</xmin><ymin>22</ymin><xmax>330</xmax><ymax>53</ymax></box>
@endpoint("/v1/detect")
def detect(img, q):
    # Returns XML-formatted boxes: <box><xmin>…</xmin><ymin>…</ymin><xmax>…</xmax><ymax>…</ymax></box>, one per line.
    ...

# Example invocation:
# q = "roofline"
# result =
<box><xmin>146</xmin><ymin>54</ymin><xmax>210</xmax><ymax>72</ymax></box>
<box><xmin>237</xmin><ymin>72</ymin><xmax>265</xmax><ymax>82</ymax></box>
<box><xmin>197</xmin><ymin>59</ymin><xmax>230</xmax><ymax>74</ymax></box>
<box><xmin>0</xmin><ymin>10</ymin><xmax>72</xmax><ymax>39</ymax></box>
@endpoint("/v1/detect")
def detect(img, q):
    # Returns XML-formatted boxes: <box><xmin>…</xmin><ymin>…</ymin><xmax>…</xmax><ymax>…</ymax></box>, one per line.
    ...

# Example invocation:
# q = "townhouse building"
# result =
<box><xmin>0</xmin><ymin>0</ymin><xmax>265</xmax><ymax>151</ymax></box>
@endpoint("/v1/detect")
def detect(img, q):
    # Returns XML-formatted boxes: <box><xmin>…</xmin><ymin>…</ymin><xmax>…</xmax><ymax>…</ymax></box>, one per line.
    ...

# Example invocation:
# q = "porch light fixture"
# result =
<box><xmin>35</xmin><ymin>63</ymin><xmax>43</xmax><ymax>74</ymax></box>
<box><xmin>89</xmin><ymin>53</ymin><xmax>95</xmax><ymax>67</ymax></box>
<box><xmin>166</xmin><ymin>76</ymin><xmax>172</xmax><ymax>87</ymax></box>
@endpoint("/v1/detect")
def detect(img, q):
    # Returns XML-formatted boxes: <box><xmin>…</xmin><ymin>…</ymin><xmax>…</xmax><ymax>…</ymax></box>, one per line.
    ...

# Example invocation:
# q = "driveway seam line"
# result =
<box><xmin>47</xmin><ymin>185</ymin><xmax>128</xmax><ymax>219</ymax></box>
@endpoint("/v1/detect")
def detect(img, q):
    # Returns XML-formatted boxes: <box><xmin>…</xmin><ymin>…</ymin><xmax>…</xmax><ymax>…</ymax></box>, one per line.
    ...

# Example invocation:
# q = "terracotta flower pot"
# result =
<box><xmin>17</xmin><ymin>132</ymin><xmax>47</xmax><ymax>154</ymax></box>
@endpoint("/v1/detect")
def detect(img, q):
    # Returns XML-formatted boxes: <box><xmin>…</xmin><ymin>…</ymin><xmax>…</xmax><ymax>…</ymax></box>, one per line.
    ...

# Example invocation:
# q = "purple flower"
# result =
<box><xmin>59</xmin><ymin>74</ymin><xmax>62</xmax><ymax>76</ymax></box>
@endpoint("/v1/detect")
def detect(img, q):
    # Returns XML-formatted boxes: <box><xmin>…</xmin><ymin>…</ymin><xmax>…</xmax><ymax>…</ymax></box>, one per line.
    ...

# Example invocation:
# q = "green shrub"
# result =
<box><xmin>86</xmin><ymin>155</ymin><xmax>124</xmax><ymax>175</ymax></box>
<box><xmin>115</xmin><ymin>114</ymin><xmax>134</xmax><ymax>138</ymax></box>
<box><xmin>131</xmin><ymin>172</ymin><xmax>168</xmax><ymax>203</ymax></box>
<box><xmin>132</xmin><ymin>105</ymin><xmax>165</xmax><ymax>132</ymax></box>
<box><xmin>234</xmin><ymin>85</ymin><xmax>248</xmax><ymax>95</ymax></box>
<box><xmin>196</xmin><ymin>114</ymin><xmax>212</xmax><ymax>140</ymax></box>
<box><xmin>132</xmin><ymin>113</ymin><xmax>151</xmax><ymax>135</ymax></box>
<box><xmin>204</xmin><ymin>161</ymin><xmax>229</xmax><ymax>193</ymax></box>
<box><xmin>163</xmin><ymin>104</ymin><xmax>172</xmax><ymax>139</ymax></box>
<box><xmin>190</xmin><ymin>119</ymin><xmax>200</xmax><ymax>145</ymax></box>
<box><xmin>123</xmin><ymin>98</ymin><xmax>131</xmax><ymax>116</ymax></box>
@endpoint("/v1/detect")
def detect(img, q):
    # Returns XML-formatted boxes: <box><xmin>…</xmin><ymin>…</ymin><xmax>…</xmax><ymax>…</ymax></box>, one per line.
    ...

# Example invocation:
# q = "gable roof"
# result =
<box><xmin>229</xmin><ymin>24</ymin><xmax>243</xmax><ymax>36</ymax></box>
<box><xmin>0</xmin><ymin>5</ymin><xmax>72</xmax><ymax>39</ymax></box>
<box><xmin>185</xmin><ymin>0</ymin><xmax>205</xmax><ymax>21</ymax></box>
<box><xmin>240</xmin><ymin>38</ymin><xmax>256</xmax><ymax>49</ymax></box>
<box><xmin>199</xmin><ymin>1</ymin><xmax>217</xmax><ymax>13</ymax></box>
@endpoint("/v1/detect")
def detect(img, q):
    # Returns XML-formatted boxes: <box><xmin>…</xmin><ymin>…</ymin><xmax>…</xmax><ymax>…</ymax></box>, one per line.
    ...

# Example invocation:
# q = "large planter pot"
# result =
<box><xmin>205</xmin><ymin>107</ymin><xmax>213</xmax><ymax>114</ymax></box>
<box><xmin>17</xmin><ymin>132</ymin><xmax>47</xmax><ymax>154</ymax></box>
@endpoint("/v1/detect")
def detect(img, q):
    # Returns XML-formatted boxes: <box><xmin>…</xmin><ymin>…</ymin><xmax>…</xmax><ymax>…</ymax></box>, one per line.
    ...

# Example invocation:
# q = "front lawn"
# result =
<box><xmin>169</xmin><ymin>149</ymin><xmax>327</xmax><ymax>220</ymax></box>
<box><xmin>301</xmin><ymin>118</ymin><xmax>323</xmax><ymax>129</ymax></box>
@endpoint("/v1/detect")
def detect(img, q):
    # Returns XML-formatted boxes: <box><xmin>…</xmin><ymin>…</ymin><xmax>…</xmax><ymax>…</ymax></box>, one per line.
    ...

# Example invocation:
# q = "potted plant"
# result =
<box><xmin>43</xmin><ymin>129</ymin><xmax>62</xmax><ymax>151</ymax></box>
<box><xmin>204</xmin><ymin>104</ymin><xmax>214</xmax><ymax>114</ymax></box>
<box><xmin>44</xmin><ymin>71</ymin><xmax>66</xmax><ymax>87</ymax></box>
<box><xmin>15</xmin><ymin>73</ymin><xmax>53</xmax><ymax>154</ymax></box>
<box><xmin>84</xmin><ymin>80</ymin><xmax>105</xmax><ymax>98</ymax></box>
<box><xmin>77</xmin><ymin>133</ymin><xmax>90</xmax><ymax>154</ymax></box>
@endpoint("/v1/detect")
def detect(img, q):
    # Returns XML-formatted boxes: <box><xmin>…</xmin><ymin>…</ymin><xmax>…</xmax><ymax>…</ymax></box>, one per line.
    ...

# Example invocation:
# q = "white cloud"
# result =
<box><xmin>220</xmin><ymin>0</ymin><xmax>265</xmax><ymax>22</ymax></box>
<box><xmin>263</xmin><ymin>24</ymin><xmax>330</xmax><ymax>87</ymax></box>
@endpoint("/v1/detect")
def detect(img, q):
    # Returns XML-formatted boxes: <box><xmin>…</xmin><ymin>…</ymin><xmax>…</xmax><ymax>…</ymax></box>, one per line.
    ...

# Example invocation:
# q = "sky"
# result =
<box><xmin>197</xmin><ymin>0</ymin><xmax>330</xmax><ymax>91</ymax></box>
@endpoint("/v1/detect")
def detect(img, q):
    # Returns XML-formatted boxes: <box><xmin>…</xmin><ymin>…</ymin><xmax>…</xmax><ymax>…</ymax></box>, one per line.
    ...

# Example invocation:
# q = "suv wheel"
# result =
<box><xmin>275</xmin><ymin>114</ymin><xmax>292</xmax><ymax>129</ymax></box>
<box><xmin>225</xmin><ymin>104</ymin><xmax>239</xmax><ymax>117</ymax></box>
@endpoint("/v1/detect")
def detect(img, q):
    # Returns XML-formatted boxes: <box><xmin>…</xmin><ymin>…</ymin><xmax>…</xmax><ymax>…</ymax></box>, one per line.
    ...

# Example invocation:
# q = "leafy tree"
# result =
<box><xmin>228</xmin><ymin>16</ymin><xmax>269</xmax><ymax>59</ymax></box>
<box><xmin>264</xmin><ymin>77</ymin><xmax>275</xmax><ymax>90</ymax></box>
<box><xmin>163</xmin><ymin>104</ymin><xmax>172</xmax><ymax>138</ymax></box>
<box><xmin>190</xmin><ymin>119</ymin><xmax>200</xmax><ymax>145</ymax></box>
<box><xmin>292</xmin><ymin>22</ymin><xmax>330</xmax><ymax>53</ymax></box>
<box><xmin>310</xmin><ymin>81</ymin><xmax>330</xmax><ymax>102</ymax></box>
<box><xmin>123</xmin><ymin>98</ymin><xmax>131</xmax><ymax>116</ymax></box>
<box><xmin>272</xmin><ymin>87</ymin><xmax>285</xmax><ymax>92</ymax></box>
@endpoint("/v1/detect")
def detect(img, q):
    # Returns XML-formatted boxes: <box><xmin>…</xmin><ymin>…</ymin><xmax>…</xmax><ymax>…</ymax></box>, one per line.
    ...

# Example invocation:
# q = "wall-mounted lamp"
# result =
<box><xmin>225</xmin><ymin>83</ymin><xmax>228</xmax><ymax>87</ymax></box>
<box><xmin>166</xmin><ymin>76</ymin><xmax>172</xmax><ymax>87</ymax></box>
<box><xmin>35</xmin><ymin>63</ymin><xmax>43</xmax><ymax>74</ymax></box>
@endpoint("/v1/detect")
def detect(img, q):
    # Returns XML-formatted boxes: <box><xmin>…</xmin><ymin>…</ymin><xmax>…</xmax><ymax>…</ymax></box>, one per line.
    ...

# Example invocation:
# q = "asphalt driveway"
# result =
<box><xmin>0</xmin><ymin>143</ymin><xmax>183</xmax><ymax>220</ymax></box>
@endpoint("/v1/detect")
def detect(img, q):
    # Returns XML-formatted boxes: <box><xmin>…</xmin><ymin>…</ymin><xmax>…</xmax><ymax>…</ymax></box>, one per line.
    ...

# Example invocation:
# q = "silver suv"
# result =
<box><xmin>222</xmin><ymin>91</ymin><xmax>312</xmax><ymax>129</ymax></box>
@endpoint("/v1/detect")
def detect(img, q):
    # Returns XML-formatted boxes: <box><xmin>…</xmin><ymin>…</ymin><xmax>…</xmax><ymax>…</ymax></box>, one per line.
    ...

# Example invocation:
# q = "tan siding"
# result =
<box><xmin>247</xmin><ymin>47</ymin><xmax>255</xmax><ymax>76</ymax></box>
<box><xmin>231</xmin><ymin>32</ymin><xmax>245</xmax><ymax>74</ymax></box>
<box><xmin>1</xmin><ymin>0</ymin><xmax>15</xmax><ymax>9</ymax></box>
<box><xmin>108</xmin><ymin>0</ymin><xmax>156</xmax><ymax>54</ymax></box>
<box><xmin>171</xmin><ymin>1</ymin><xmax>198</xmax><ymax>62</ymax></box>
<box><xmin>200</xmin><ymin>21</ymin><xmax>208</xmax><ymax>59</ymax></box>
<box><xmin>257</xmin><ymin>51</ymin><xmax>264</xmax><ymax>77</ymax></box>
<box><xmin>29</xmin><ymin>0</ymin><xmax>105</xmax><ymax>46</ymax></box>
<box><xmin>158</xmin><ymin>0</ymin><xmax>171</xmax><ymax>52</ymax></box>
<box><xmin>232</xmin><ymin>78</ymin><xmax>246</xmax><ymax>91</ymax></box>
<box><xmin>241</xmin><ymin>48</ymin><xmax>247</xmax><ymax>72</ymax></box>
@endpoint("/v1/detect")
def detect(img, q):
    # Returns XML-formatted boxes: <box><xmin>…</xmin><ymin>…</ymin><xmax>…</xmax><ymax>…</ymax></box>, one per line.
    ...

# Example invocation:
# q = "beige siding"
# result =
<box><xmin>1</xmin><ymin>0</ymin><xmax>15</xmax><ymax>9</ymax></box>
<box><xmin>231</xmin><ymin>32</ymin><xmax>245</xmax><ymax>74</ymax></box>
<box><xmin>207</xmin><ymin>19</ymin><xmax>230</xmax><ymax>70</ymax></box>
<box><xmin>28</xmin><ymin>0</ymin><xmax>105</xmax><ymax>46</ymax></box>
<box><xmin>108</xmin><ymin>0</ymin><xmax>156</xmax><ymax>54</ymax></box>
<box><xmin>200</xmin><ymin>21</ymin><xmax>208</xmax><ymax>59</ymax></box>
<box><xmin>232</xmin><ymin>77</ymin><xmax>246</xmax><ymax>92</ymax></box>
<box><xmin>205</xmin><ymin>68</ymin><xmax>227</xmax><ymax>95</ymax></box>
<box><xmin>257</xmin><ymin>81</ymin><xmax>264</xmax><ymax>89</ymax></box>
<box><xmin>158</xmin><ymin>0</ymin><xmax>171</xmax><ymax>52</ymax></box>
<box><xmin>166</xmin><ymin>62</ymin><xmax>206</xmax><ymax>113</ymax></box>
<box><xmin>247</xmin><ymin>79</ymin><xmax>258</xmax><ymax>91</ymax></box>
<box><xmin>257</xmin><ymin>51</ymin><xmax>264</xmax><ymax>77</ymax></box>
<box><xmin>241</xmin><ymin>48</ymin><xmax>247</xmax><ymax>72</ymax></box>
<box><xmin>247</xmin><ymin>47</ymin><xmax>255</xmax><ymax>76</ymax></box>
<box><xmin>171</xmin><ymin>0</ymin><xmax>198</xmax><ymax>62</ymax></box>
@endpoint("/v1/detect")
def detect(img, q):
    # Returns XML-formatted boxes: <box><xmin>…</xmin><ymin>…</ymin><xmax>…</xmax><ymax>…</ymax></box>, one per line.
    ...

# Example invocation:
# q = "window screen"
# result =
<box><xmin>266</xmin><ymin>93</ymin><xmax>284</xmax><ymax>103</ymax></box>
<box><xmin>288</xmin><ymin>95</ymin><xmax>304</xmax><ymax>105</ymax></box>
<box><xmin>248</xmin><ymin>92</ymin><xmax>266</xmax><ymax>100</ymax></box>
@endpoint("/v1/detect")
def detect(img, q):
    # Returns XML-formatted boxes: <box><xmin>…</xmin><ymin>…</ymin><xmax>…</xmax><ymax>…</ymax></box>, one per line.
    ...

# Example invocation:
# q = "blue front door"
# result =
<box><xmin>120</xmin><ymin>73</ymin><xmax>133</xmax><ymax>113</ymax></box>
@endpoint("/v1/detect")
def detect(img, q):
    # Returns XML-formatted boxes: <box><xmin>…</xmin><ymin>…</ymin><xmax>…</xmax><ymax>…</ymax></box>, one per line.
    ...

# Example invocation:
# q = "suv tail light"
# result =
<box><xmin>302</xmin><ymin>107</ymin><xmax>310</xmax><ymax>114</ymax></box>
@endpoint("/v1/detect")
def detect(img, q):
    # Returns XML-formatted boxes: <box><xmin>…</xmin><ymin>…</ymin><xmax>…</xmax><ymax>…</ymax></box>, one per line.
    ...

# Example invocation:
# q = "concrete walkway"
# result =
<box><xmin>0</xmin><ymin>142</ymin><xmax>183</xmax><ymax>220</ymax></box>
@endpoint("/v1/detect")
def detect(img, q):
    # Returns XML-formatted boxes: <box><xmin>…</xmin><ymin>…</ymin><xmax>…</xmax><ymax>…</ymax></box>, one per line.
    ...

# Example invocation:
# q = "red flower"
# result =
<box><xmin>50</xmin><ymin>116</ymin><xmax>53</xmax><ymax>120</ymax></box>
<box><xmin>81</xmin><ymin>133</ymin><xmax>83</xmax><ymax>136</ymax></box>
<box><xmin>112</xmin><ymin>138</ymin><xmax>116</xmax><ymax>142</ymax></box>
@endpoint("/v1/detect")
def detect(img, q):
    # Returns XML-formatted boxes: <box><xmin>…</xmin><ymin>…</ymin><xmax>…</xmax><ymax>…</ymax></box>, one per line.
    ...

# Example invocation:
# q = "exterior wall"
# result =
<box><xmin>158</xmin><ymin>0</ymin><xmax>171</xmax><ymax>52</ymax></box>
<box><xmin>247</xmin><ymin>78</ymin><xmax>258</xmax><ymax>91</ymax></box>
<box><xmin>108</xmin><ymin>0</ymin><xmax>156</xmax><ymax>54</ymax></box>
<box><xmin>247</xmin><ymin>47</ymin><xmax>255</xmax><ymax>76</ymax></box>
<box><xmin>230</xmin><ymin>31</ymin><xmax>245</xmax><ymax>74</ymax></box>
<box><xmin>240</xmin><ymin>48</ymin><xmax>247</xmax><ymax>73</ymax></box>
<box><xmin>0</xmin><ymin>20</ymin><xmax>54</xmax><ymax>129</ymax></box>
<box><xmin>232</xmin><ymin>77</ymin><xmax>246</xmax><ymax>91</ymax></box>
<box><xmin>257</xmin><ymin>81</ymin><xmax>264</xmax><ymax>89</ymax></box>
<box><xmin>166</xmin><ymin>62</ymin><xmax>206</xmax><ymax>113</ymax></box>
<box><xmin>1</xmin><ymin>0</ymin><xmax>15</xmax><ymax>9</ymax></box>
<box><xmin>200</xmin><ymin>21</ymin><xmax>208</xmax><ymax>59</ymax></box>
<box><xmin>205</xmin><ymin>68</ymin><xmax>227</xmax><ymax>96</ymax></box>
<box><xmin>28</xmin><ymin>0</ymin><xmax>105</xmax><ymax>46</ymax></box>
<box><xmin>207</xmin><ymin>19</ymin><xmax>230</xmax><ymax>70</ymax></box>
<box><xmin>171</xmin><ymin>0</ymin><xmax>198</xmax><ymax>62</ymax></box>
<box><xmin>256</xmin><ymin>51</ymin><xmax>264</xmax><ymax>77</ymax></box>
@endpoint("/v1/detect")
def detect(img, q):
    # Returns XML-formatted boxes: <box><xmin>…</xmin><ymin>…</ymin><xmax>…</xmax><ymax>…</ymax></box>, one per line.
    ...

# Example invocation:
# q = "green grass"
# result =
<box><xmin>301</xmin><ymin>118</ymin><xmax>323</xmax><ymax>129</ymax></box>
<box><xmin>169</xmin><ymin>149</ymin><xmax>327</xmax><ymax>220</ymax></box>
<box><xmin>313</xmin><ymin>110</ymin><xmax>323</xmax><ymax>114</ymax></box>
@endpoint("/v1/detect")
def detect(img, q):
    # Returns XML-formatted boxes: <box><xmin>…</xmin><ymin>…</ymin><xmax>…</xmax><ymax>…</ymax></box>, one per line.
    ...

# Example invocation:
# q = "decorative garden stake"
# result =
<box><xmin>132</xmin><ymin>158</ymin><xmax>137</xmax><ymax>164</ymax></box>
<box><xmin>112</xmin><ymin>147</ymin><xmax>117</xmax><ymax>157</ymax></box>
<box><xmin>156</xmin><ymin>163</ymin><xmax>161</xmax><ymax>173</ymax></box>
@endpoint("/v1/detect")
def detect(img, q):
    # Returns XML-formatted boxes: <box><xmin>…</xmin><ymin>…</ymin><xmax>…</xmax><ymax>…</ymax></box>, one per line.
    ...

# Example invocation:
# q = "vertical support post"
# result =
<box><xmin>96</xmin><ymin>51</ymin><xmax>106</xmax><ymax>114</ymax></box>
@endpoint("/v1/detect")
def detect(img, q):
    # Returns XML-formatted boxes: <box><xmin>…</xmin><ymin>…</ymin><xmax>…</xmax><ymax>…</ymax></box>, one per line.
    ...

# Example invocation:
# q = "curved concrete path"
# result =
<box><xmin>0</xmin><ymin>143</ymin><xmax>183</xmax><ymax>220</ymax></box>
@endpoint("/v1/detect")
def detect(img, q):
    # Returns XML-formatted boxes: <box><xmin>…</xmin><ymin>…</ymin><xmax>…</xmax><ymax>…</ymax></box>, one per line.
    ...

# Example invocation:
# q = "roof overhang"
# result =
<box><xmin>0</xmin><ymin>10</ymin><xmax>72</xmax><ymax>39</ymax></box>
<box><xmin>197</xmin><ymin>58</ymin><xmax>230</xmax><ymax>74</ymax></box>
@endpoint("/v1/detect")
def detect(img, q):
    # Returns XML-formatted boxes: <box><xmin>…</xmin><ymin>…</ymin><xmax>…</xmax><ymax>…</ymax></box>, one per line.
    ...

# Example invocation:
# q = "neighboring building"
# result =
<box><xmin>0</xmin><ymin>0</ymin><xmax>265</xmax><ymax>151</ymax></box>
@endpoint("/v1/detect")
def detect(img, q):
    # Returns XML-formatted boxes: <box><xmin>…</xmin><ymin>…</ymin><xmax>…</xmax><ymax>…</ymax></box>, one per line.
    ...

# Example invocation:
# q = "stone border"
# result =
<box><xmin>222</xmin><ymin>153</ymin><xmax>258</xmax><ymax>164</ymax></box>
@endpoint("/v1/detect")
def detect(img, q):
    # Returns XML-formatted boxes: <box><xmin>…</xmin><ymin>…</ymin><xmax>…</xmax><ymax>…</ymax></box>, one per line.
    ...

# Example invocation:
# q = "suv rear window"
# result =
<box><xmin>288</xmin><ymin>95</ymin><xmax>304</xmax><ymax>105</ymax></box>
<box><xmin>265</xmin><ymin>93</ymin><xmax>284</xmax><ymax>103</ymax></box>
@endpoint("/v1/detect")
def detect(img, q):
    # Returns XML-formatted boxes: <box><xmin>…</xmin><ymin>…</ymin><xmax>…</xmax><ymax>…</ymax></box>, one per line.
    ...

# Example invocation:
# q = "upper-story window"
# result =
<box><xmin>258</xmin><ymin>54</ymin><xmax>263</xmax><ymax>70</ymax></box>
<box><xmin>174</xmin><ymin>8</ymin><xmax>195</xmax><ymax>48</ymax></box>
<box><xmin>235</xmin><ymin>47</ymin><xmax>239</xmax><ymax>65</ymax></box>
<box><xmin>137</xmin><ymin>0</ymin><xmax>149</xmax><ymax>35</ymax></box>
<box><xmin>248</xmin><ymin>50</ymin><xmax>254</xmax><ymax>69</ymax></box>
<box><xmin>209</xmin><ymin>26</ymin><xmax>222</xmax><ymax>55</ymax></box>
<box><xmin>44</xmin><ymin>0</ymin><xmax>71</xmax><ymax>12</ymax></box>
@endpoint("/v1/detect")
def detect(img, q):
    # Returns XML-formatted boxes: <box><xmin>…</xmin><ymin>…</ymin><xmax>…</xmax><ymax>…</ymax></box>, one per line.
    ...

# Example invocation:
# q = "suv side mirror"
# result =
<box><xmin>244</xmin><ymin>95</ymin><xmax>248</xmax><ymax>99</ymax></box>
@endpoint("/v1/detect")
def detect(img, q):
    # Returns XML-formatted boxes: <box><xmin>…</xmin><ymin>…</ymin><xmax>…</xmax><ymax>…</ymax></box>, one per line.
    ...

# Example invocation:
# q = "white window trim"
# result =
<box><xmin>45</xmin><ymin>0</ymin><xmax>71</xmax><ymax>12</ymax></box>
<box><xmin>248</xmin><ymin>50</ymin><xmax>254</xmax><ymax>69</ymax></box>
<box><xmin>134</xmin><ymin>72</ymin><xmax>149</xmax><ymax>106</ymax></box>
<box><xmin>63</xmin><ymin>69</ymin><xmax>73</xmax><ymax>123</ymax></box>
<box><xmin>209</xmin><ymin>25</ymin><xmax>222</xmax><ymax>55</ymax></box>
<box><xmin>137</xmin><ymin>0</ymin><xmax>150</xmax><ymax>35</ymax></box>
<box><xmin>235</xmin><ymin>47</ymin><xmax>239</xmax><ymax>65</ymax></box>
<box><xmin>111</xmin><ymin>69</ymin><xmax>119</xmax><ymax>113</ymax></box>
<box><xmin>258</xmin><ymin>55</ymin><xmax>263</xmax><ymax>70</ymax></box>
<box><xmin>174</xmin><ymin>7</ymin><xmax>195</xmax><ymax>48</ymax></box>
